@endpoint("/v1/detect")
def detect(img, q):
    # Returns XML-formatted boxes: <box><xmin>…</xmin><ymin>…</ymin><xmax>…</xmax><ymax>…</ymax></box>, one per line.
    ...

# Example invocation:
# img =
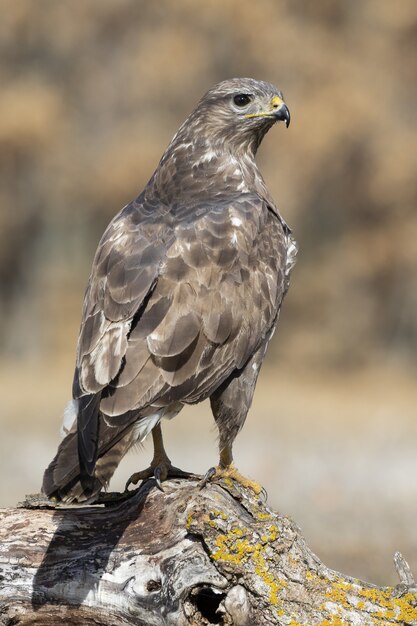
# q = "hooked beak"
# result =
<box><xmin>271</xmin><ymin>96</ymin><xmax>291</xmax><ymax>127</ymax></box>
<box><xmin>243</xmin><ymin>95</ymin><xmax>291</xmax><ymax>127</ymax></box>
<box><xmin>273</xmin><ymin>102</ymin><xmax>290</xmax><ymax>127</ymax></box>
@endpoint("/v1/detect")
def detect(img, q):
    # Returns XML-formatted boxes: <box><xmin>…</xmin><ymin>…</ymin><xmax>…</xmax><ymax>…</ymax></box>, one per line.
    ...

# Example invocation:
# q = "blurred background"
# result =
<box><xmin>0</xmin><ymin>0</ymin><xmax>416</xmax><ymax>586</ymax></box>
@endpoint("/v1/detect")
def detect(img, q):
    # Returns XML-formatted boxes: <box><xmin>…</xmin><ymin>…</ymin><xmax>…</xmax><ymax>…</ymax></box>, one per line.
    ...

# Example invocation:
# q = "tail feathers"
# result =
<box><xmin>77</xmin><ymin>393</ymin><xmax>102</xmax><ymax>496</ymax></box>
<box><xmin>42</xmin><ymin>417</ymin><xmax>136</xmax><ymax>503</ymax></box>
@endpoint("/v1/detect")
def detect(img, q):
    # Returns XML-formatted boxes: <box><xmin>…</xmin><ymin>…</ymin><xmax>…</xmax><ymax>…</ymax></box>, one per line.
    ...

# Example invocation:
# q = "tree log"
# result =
<box><xmin>0</xmin><ymin>478</ymin><xmax>416</xmax><ymax>625</ymax></box>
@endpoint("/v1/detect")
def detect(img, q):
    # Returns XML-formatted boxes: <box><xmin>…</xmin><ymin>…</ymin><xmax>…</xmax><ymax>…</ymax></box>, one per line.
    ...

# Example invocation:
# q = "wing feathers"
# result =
<box><xmin>75</xmin><ymin>197</ymin><xmax>287</xmax><ymax>432</ymax></box>
<box><xmin>147</xmin><ymin>312</ymin><xmax>200</xmax><ymax>357</ymax></box>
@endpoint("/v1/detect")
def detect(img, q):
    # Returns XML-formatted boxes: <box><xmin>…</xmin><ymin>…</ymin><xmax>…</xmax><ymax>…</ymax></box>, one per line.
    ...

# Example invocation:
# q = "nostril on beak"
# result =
<box><xmin>274</xmin><ymin>103</ymin><xmax>291</xmax><ymax>127</ymax></box>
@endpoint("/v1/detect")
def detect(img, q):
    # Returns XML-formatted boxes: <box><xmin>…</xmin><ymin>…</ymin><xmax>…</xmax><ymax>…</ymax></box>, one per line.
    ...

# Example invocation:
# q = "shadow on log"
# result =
<box><xmin>0</xmin><ymin>478</ymin><xmax>416</xmax><ymax>625</ymax></box>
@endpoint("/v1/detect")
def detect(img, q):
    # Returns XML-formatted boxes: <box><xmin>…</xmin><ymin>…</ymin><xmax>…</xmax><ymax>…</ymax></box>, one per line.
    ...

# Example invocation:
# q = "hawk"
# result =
<box><xmin>42</xmin><ymin>78</ymin><xmax>296</xmax><ymax>503</ymax></box>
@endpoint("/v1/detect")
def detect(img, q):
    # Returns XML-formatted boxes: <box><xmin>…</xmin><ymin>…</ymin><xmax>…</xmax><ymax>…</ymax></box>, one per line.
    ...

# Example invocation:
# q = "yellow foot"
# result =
<box><xmin>200</xmin><ymin>464</ymin><xmax>263</xmax><ymax>496</ymax></box>
<box><xmin>125</xmin><ymin>461</ymin><xmax>193</xmax><ymax>492</ymax></box>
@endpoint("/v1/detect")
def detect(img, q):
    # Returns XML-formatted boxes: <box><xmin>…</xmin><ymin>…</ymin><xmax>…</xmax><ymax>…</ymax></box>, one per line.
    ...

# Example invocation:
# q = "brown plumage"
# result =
<box><xmin>42</xmin><ymin>78</ymin><xmax>296</xmax><ymax>503</ymax></box>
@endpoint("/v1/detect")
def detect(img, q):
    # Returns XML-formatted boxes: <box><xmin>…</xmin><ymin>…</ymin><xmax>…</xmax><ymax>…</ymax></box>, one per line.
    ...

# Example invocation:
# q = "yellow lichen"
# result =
<box><xmin>325</xmin><ymin>580</ymin><xmax>355</xmax><ymax>610</ymax></box>
<box><xmin>267</xmin><ymin>524</ymin><xmax>279</xmax><ymax>541</ymax></box>
<box><xmin>257</xmin><ymin>511</ymin><xmax>272</xmax><ymax>520</ymax></box>
<box><xmin>205</xmin><ymin>511</ymin><xmax>417</xmax><ymax>623</ymax></box>
<box><xmin>320</xmin><ymin>617</ymin><xmax>345</xmax><ymax>626</ymax></box>
<box><xmin>208</xmin><ymin>509</ymin><xmax>229</xmax><ymax>529</ymax></box>
<box><xmin>223</xmin><ymin>477</ymin><xmax>234</xmax><ymax>489</ymax></box>
<box><xmin>356</xmin><ymin>586</ymin><xmax>417</xmax><ymax>623</ymax></box>
<box><xmin>210</xmin><ymin>509</ymin><xmax>227</xmax><ymax>520</ymax></box>
<box><xmin>210</xmin><ymin>522</ymin><xmax>286</xmax><ymax>606</ymax></box>
<box><xmin>323</xmin><ymin>580</ymin><xmax>417</xmax><ymax>624</ymax></box>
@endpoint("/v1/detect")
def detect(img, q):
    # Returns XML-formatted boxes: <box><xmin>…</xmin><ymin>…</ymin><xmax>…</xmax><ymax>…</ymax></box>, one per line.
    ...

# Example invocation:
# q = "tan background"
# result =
<box><xmin>0</xmin><ymin>0</ymin><xmax>416</xmax><ymax>586</ymax></box>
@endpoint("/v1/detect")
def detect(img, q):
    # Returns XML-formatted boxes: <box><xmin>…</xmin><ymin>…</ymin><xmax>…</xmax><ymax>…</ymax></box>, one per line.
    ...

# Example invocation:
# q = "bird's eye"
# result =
<box><xmin>233</xmin><ymin>94</ymin><xmax>252</xmax><ymax>107</ymax></box>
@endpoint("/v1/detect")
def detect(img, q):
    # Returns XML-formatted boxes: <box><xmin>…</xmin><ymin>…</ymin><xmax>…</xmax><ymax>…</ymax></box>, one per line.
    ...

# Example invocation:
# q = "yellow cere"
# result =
<box><xmin>271</xmin><ymin>95</ymin><xmax>284</xmax><ymax>108</ymax></box>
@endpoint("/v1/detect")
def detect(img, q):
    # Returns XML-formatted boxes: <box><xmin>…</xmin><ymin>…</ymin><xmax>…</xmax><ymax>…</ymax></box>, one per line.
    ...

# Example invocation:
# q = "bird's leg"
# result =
<box><xmin>219</xmin><ymin>444</ymin><xmax>233</xmax><ymax>468</ymax></box>
<box><xmin>125</xmin><ymin>423</ymin><xmax>193</xmax><ymax>492</ymax></box>
<box><xmin>200</xmin><ymin>443</ymin><xmax>263</xmax><ymax>495</ymax></box>
<box><xmin>202</xmin><ymin>345</ymin><xmax>271</xmax><ymax>497</ymax></box>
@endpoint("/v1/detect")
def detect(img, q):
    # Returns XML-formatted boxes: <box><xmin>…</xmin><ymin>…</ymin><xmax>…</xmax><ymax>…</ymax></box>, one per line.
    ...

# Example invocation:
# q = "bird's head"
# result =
<box><xmin>192</xmin><ymin>77</ymin><xmax>290</xmax><ymax>154</ymax></box>
<box><xmin>154</xmin><ymin>78</ymin><xmax>291</xmax><ymax>201</ymax></box>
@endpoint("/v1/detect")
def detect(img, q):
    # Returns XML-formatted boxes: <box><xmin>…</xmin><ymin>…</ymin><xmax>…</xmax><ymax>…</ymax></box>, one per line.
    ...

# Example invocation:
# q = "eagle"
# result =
<box><xmin>42</xmin><ymin>78</ymin><xmax>296</xmax><ymax>503</ymax></box>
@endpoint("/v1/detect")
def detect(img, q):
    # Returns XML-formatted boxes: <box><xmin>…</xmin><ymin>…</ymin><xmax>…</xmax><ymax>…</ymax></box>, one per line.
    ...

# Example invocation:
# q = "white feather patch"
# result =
<box><xmin>196</xmin><ymin>149</ymin><xmax>217</xmax><ymax>164</ymax></box>
<box><xmin>61</xmin><ymin>399</ymin><xmax>79</xmax><ymax>438</ymax></box>
<box><xmin>132</xmin><ymin>413</ymin><xmax>162</xmax><ymax>443</ymax></box>
<box><xmin>285</xmin><ymin>234</ymin><xmax>298</xmax><ymax>276</ymax></box>
<box><xmin>231</xmin><ymin>216</ymin><xmax>242</xmax><ymax>227</ymax></box>
<box><xmin>132</xmin><ymin>404</ymin><xmax>183</xmax><ymax>444</ymax></box>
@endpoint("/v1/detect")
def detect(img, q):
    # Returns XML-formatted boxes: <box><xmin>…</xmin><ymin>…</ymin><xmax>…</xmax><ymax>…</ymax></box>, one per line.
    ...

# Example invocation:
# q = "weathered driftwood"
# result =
<box><xmin>0</xmin><ymin>478</ymin><xmax>416</xmax><ymax>625</ymax></box>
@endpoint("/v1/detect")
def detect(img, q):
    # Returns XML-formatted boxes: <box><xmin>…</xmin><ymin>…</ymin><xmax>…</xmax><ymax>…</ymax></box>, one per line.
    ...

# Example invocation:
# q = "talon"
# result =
<box><xmin>260</xmin><ymin>486</ymin><xmax>268</xmax><ymax>502</ymax></box>
<box><xmin>199</xmin><ymin>466</ymin><xmax>216</xmax><ymax>490</ymax></box>
<box><xmin>124</xmin><ymin>424</ymin><xmax>192</xmax><ymax>493</ymax></box>
<box><xmin>125</xmin><ymin>461</ymin><xmax>193</xmax><ymax>493</ymax></box>
<box><xmin>154</xmin><ymin>467</ymin><xmax>164</xmax><ymax>491</ymax></box>
<box><xmin>125</xmin><ymin>467</ymin><xmax>153</xmax><ymax>492</ymax></box>
<box><xmin>125</xmin><ymin>473</ymin><xmax>139</xmax><ymax>492</ymax></box>
<box><xmin>199</xmin><ymin>464</ymin><xmax>263</xmax><ymax>495</ymax></box>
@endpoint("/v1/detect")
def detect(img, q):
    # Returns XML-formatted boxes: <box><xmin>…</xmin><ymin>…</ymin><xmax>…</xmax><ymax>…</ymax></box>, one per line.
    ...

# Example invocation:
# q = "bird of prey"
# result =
<box><xmin>42</xmin><ymin>77</ymin><xmax>296</xmax><ymax>503</ymax></box>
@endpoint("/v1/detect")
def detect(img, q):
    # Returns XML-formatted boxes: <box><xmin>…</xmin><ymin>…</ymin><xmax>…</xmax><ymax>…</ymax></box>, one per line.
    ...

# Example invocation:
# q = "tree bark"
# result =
<box><xmin>0</xmin><ymin>478</ymin><xmax>416</xmax><ymax>625</ymax></box>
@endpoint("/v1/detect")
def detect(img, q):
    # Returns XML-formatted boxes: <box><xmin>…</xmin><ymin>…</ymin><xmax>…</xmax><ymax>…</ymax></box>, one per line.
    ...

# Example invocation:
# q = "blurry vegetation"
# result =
<box><xmin>0</xmin><ymin>0</ymin><xmax>416</xmax><ymax>369</ymax></box>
